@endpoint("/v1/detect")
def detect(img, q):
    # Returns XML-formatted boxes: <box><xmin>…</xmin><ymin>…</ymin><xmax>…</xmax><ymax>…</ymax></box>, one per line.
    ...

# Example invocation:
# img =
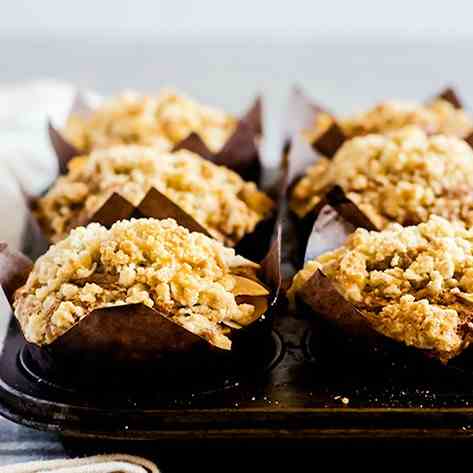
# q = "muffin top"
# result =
<box><xmin>306</xmin><ymin>98</ymin><xmax>473</xmax><ymax>143</ymax></box>
<box><xmin>291</xmin><ymin>127</ymin><xmax>473</xmax><ymax>228</ymax></box>
<box><xmin>14</xmin><ymin>218</ymin><xmax>267</xmax><ymax>349</ymax></box>
<box><xmin>289</xmin><ymin>216</ymin><xmax>473</xmax><ymax>361</ymax></box>
<box><xmin>36</xmin><ymin>146</ymin><xmax>273</xmax><ymax>245</ymax></box>
<box><xmin>64</xmin><ymin>89</ymin><xmax>237</xmax><ymax>153</ymax></box>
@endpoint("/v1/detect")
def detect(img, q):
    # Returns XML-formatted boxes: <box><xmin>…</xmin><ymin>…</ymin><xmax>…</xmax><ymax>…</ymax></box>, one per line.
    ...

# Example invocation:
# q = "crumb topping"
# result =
<box><xmin>14</xmin><ymin>218</ymin><xmax>265</xmax><ymax>349</ymax></box>
<box><xmin>289</xmin><ymin>216</ymin><xmax>473</xmax><ymax>360</ymax></box>
<box><xmin>291</xmin><ymin>127</ymin><xmax>473</xmax><ymax>227</ymax></box>
<box><xmin>306</xmin><ymin>98</ymin><xmax>473</xmax><ymax>142</ymax></box>
<box><xmin>64</xmin><ymin>89</ymin><xmax>237</xmax><ymax>153</ymax></box>
<box><xmin>36</xmin><ymin>146</ymin><xmax>273</xmax><ymax>245</ymax></box>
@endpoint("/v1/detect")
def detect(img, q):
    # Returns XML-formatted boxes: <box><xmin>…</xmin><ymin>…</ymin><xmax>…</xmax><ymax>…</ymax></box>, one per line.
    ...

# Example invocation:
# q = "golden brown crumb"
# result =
<box><xmin>289</xmin><ymin>216</ymin><xmax>473</xmax><ymax>361</ymax></box>
<box><xmin>64</xmin><ymin>89</ymin><xmax>236</xmax><ymax>153</ymax></box>
<box><xmin>35</xmin><ymin>145</ymin><xmax>273</xmax><ymax>245</ymax></box>
<box><xmin>14</xmin><ymin>218</ymin><xmax>265</xmax><ymax>349</ymax></box>
<box><xmin>306</xmin><ymin>98</ymin><xmax>473</xmax><ymax>142</ymax></box>
<box><xmin>291</xmin><ymin>127</ymin><xmax>473</xmax><ymax>227</ymax></box>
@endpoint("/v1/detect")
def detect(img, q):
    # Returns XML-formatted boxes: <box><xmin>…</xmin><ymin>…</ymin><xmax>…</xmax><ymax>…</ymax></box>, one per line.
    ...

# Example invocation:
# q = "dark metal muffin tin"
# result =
<box><xmin>4</xmin><ymin>295</ymin><xmax>473</xmax><ymax>440</ymax></box>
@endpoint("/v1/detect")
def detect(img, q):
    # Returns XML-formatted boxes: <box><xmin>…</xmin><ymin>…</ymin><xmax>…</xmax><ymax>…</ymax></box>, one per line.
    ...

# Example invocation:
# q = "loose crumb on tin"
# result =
<box><xmin>334</xmin><ymin>396</ymin><xmax>350</xmax><ymax>405</ymax></box>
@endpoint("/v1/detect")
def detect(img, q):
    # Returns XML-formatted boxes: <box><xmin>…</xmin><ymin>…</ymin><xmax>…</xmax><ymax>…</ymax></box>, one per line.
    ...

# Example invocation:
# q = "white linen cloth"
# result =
<box><xmin>0</xmin><ymin>79</ymin><xmax>101</xmax><ymax>249</ymax></box>
<box><xmin>0</xmin><ymin>454</ymin><xmax>159</xmax><ymax>473</ymax></box>
<box><xmin>0</xmin><ymin>80</ymin><xmax>82</xmax><ymax>340</ymax></box>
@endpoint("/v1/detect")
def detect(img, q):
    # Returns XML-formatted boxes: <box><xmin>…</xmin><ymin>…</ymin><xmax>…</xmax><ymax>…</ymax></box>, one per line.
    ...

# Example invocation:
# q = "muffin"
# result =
<box><xmin>291</xmin><ymin>127</ymin><xmax>473</xmax><ymax>227</ymax></box>
<box><xmin>34</xmin><ymin>146</ymin><xmax>274</xmax><ymax>245</ymax></box>
<box><xmin>289</xmin><ymin>216</ymin><xmax>473</xmax><ymax>363</ymax></box>
<box><xmin>63</xmin><ymin>89</ymin><xmax>237</xmax><ymax>154</ymax></box>
<box><xmin>13</xmin><ymin>218</ymin><xmax>270</xmax><ymax>351</ymax></box>
<box><xmin>306</xmin><ymin>96</ymin><xmax>473</xmax><ymax>144</ymax></box>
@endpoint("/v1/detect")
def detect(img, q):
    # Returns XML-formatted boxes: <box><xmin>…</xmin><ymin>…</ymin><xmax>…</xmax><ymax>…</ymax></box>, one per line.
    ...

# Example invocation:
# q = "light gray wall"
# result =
<box><xmin>1</xmin><ymin>0</ymin><xmax>472</xmax><ymax>39</ymax></box>
<box><xmin>3</xmin><ymin>0</ymin><xmax>473</xmax><ymax>113</ymax></box>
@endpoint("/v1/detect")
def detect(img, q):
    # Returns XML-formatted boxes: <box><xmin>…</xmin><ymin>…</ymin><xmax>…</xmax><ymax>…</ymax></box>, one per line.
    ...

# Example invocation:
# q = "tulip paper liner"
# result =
<box><xmin>0</xmin><ymin>209</ymin><xmax>282</xmax><ymax>386</ymax></box>
<box><xmin>296</xmin><ymin>196</ymin><xmax>473</xmax><ymax>367</ymax></box>
<box><xmin>48</xmin><ymin>94</ymin><xmax>263</xmax><ymax>183</ymax></box>
<box><xmin>291</xmin><ymin>185</ymin><xmax>378</xmax><ymax>268</ymax></box>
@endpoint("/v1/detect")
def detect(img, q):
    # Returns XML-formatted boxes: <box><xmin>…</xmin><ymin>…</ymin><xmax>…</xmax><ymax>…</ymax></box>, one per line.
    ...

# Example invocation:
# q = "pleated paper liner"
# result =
<box><xmin>49</xmin><ymin>93</ymin><xmax>263</xmax><ymax>183</ymax></box>
<box><xmin>289</xmin><ymin>184</ymin><xmax>378</xmax><ymax>268</ymax></box>
<box><xmin>294</xmin><ymin>187</ymin><xmax>473</xmax><ymax>375</ymax></box>
<box><xmin>0</xmin><ymin>196</ymin><xmax>283</xmax><ymax>391</ymax></box>
<box><xmin>285</xmin><ymin>86</ymin><xmax>473</xmax><ymax>267</ymax></box>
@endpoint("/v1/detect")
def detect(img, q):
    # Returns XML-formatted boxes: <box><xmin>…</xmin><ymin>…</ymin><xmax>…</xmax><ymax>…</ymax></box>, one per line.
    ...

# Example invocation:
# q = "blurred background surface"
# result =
<box><xmin>3</xmin><ymin>0</ymin><xmax>473</xmax><ymax>111</ymax></box>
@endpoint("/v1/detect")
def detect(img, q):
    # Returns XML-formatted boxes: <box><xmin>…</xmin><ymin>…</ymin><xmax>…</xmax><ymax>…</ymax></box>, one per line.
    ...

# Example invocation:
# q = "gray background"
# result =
<box><xmin>3</xmin><ymin>0</ymin><xmax>473</xmax><ymax>115</ymax></box>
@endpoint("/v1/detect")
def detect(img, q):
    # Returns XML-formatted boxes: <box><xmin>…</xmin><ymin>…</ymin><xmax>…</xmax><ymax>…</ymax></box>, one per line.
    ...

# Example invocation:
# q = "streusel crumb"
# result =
<box><xmin>306</xmin><ymin>98</ymin><xmax>473</xmax><ymax>142</ymax></box>
<box><xmin>35</xmin><ymin>146</ymin><xmax>273</xmax><ymax>245</ymax></box>
<box><xmin>291</xmin><ymin>127</ymin><xmax>473</xmax><ymax>227</ymax></box>
<box><xmin>289</xmin><ymin>216</ymin><xmax>473</xmax><ymax>361</ymax></box>
<box><xmin>64</xmin><ymin>89</ymin><xmax>237</xmax><ymax>153</ymax></box>
<box><xmin>14</xmin><ymin>218</ymin><xmax>264</xmax><ymax>349</ymax></box>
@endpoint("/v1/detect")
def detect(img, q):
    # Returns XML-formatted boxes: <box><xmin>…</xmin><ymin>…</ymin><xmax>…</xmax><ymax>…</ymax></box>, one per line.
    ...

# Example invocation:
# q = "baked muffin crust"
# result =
<box><xmin>291</xmin><ymin>127</ymin><xmax>473</xmax><ymax>227</ymax></box>
<box><xmin>36</xmin><ymin>146</ymin><xmax>273</xmax><ymax>245</ymax></box>
<box><xmin>306</xmin><ymin>98</ymin><xmax>473</xmax><ymax>143</ymax></box>
<box><xmin>64</xmin><ymin>89</ymin><xmax>236</xmax><ymax>153</ymax></box>
<box><xmin>14</xmin><ymin>218</ymin><xmax>265</xmax><ymax>350</ymax></box>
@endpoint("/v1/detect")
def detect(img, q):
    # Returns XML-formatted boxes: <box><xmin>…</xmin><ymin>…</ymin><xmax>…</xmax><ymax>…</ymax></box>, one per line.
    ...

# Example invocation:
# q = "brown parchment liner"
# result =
<box><xmin>286</xmin><ymin>86</ymin><xmax>473</xmax><ymax>266</ymax></box>
<box><xmin>291</xmin><ymin>183</ymin><xmax>379</xmax><ymax>268</ymax></box>
<box><xmin>301</xmin><ymin>186</ymin><xmax>377</xmax><ymax>264</ymax></box>
<box><xmin>296</xmin><ymin>191</ymin><xmax>473</xmax><ymax>365</ymax></box>
<box><xmin>48</xmin><ymin>94</ymin><xmax>263</xmax><ymax>183</ymax></box>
